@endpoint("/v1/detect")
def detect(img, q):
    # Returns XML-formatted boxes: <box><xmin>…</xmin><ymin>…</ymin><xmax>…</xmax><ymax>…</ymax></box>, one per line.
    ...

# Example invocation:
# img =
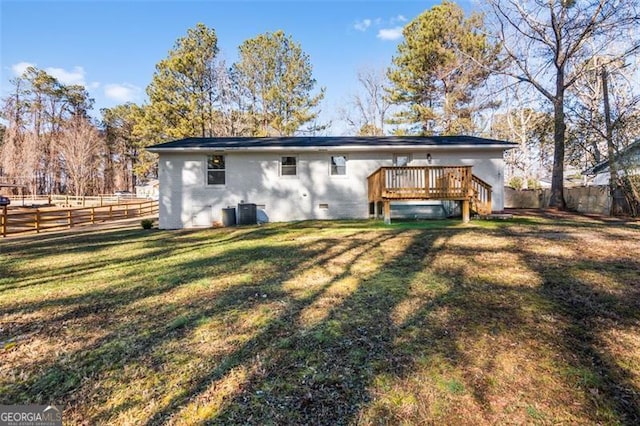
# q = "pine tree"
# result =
<box><xmin>145</xmin><ymin>23</ymin><xmax>220</xmax><ymax>139</ymax></box>
<box><xmin>387</xmin><ymin>1</ymin><xmax>498</xmax><ymax>135</ymax></box>
<box><xmin>232</xmin><ymin>30</ymin><xmax>326</xmax><ymax>136</ymax></box>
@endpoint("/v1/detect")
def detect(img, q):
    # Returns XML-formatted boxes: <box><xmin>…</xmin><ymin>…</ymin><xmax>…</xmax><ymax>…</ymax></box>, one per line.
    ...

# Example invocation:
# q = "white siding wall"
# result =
<box><xmin>157</xmin><ymin>149</ymin><xmax>507</xmax><ymax>229</ymax></box>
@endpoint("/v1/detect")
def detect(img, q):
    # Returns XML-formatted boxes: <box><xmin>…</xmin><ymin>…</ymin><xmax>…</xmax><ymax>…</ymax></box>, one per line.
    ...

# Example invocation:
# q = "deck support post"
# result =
<box><xmin>383</xmin><ymin>201</ymin><xmax>391</xmax><ymax>225</ymax></box>
<box><xmin>462</xmin><ymin>199</ymin><xmax>470</xmax><ymax>223</ymax></box>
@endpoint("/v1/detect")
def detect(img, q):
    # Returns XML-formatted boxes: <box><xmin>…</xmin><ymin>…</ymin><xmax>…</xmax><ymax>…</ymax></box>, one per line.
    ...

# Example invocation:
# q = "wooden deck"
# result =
<box><xmin>367</xmin><ymin>166</ymin><xmax>492</xmax><ymax>223</ymax></box>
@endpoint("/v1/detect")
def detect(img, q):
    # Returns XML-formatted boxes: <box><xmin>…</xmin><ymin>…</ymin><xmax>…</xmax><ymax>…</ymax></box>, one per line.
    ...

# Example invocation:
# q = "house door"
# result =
<box><xmin>392</xmin><ymin>154</ymin><xmax>412</xmax><ymax>188</ymax></box>
<box><xmin>393</xmin><ymin>154</ymin><xmax>411</xmax><ymax>167</ymax></box>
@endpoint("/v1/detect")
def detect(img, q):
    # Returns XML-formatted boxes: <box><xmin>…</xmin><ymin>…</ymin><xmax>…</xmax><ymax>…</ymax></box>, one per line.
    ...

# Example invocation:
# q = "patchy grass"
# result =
<box><xmin>1</xmin><ymin>215</ymin><xmax>639</xmax><ymax>425</ymax></box>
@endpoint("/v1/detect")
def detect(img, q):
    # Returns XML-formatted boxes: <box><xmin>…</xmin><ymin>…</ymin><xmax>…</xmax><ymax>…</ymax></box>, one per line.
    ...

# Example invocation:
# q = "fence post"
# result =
<box><xmin>35</xmin><ymin>209</ymin><xmax>40</xmax><ymax>233</ymax></box>
<box><xmin>67</xmin><ymin>210</ymin><xmax>72</xmax><ymax>228</ymax></box>
<box><xmin>125</xmin><ymin>203</ymin><xmax>129</xmax><ymax>218</ymax></box>
<box><xmin>109</xmin><ymin>205</ymin><xmax>113</xmax><ymax>220</ymax></box>
<box><xmin>82</xmin><ymin>196</ymin><xmax>86</xmax><ymax>207</ymax></box>
<box><xmin>91</xmin><ymin>207</ymin><xmax>95</xmax><ymax>224</ymax></box>
<box><xmin>1</xmin><ymin>206</ymin><xmax>6</xmax><ymax>237</ymax></box>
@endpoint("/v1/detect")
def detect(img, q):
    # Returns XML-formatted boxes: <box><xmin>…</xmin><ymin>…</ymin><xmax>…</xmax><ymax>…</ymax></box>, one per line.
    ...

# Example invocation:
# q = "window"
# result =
<box><xmin>207</xmin><ymin>155</ymin><xmax>225</xmax><ymax>185</ymax></box>
<box><xmin>330</xmin><ymin>155</ymin><xmax>347</xmax><ymax>176</ymax></box>
<box><xmin>393</xmin><ymin>154</ymin><xmax>411</xmax><ymax>167</ymax></box>
<box><xmin>281</xmin><ymin>156</ymin><xmax>297</xmax><ymax>176</ymax></box>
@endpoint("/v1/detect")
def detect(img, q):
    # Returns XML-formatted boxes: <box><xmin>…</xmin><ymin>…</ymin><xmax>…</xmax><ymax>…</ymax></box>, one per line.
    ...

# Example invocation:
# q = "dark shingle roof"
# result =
<box><xmin>584</xmin><ymin>139</ymin><xmax>640</xmax><ymax>175</ymax></box>
<box><xmin>147</xmin><ymin>136</ymin><xmax>516</xmax><ymax>151</ymax></box>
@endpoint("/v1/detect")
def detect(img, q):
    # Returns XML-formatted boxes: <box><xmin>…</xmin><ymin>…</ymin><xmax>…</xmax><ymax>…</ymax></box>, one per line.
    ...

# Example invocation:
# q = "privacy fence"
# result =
<box><xmin>1</xmin><ymin>200</ymin><xmax>158</xmax><ymax>237</ymax></box>
<box><xmin>504</xmin><ymin>185</ymin><xmax>637</xmax><ymax>216</ymax></box>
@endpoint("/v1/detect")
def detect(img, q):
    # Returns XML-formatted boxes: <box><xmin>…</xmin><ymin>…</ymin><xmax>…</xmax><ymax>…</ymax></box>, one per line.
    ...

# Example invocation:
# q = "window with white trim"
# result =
<box><xmin>393</xmin><ymin>154</ymin><xmax>411</xmax><ymax>167</ymax></box>
<box><xmin>330</xmin><ymin>155</ymin><xmax>347</xmax><ymax>176</ymax></box>
<box><xmin>281</xmin><ymin>156</ymin><xmax>297</xmax><ymax>176</ymax></box>
<box><xmin>207</xmin><ymin>155</ymin><xmax>225</xmax><ymax>185</ymax></box>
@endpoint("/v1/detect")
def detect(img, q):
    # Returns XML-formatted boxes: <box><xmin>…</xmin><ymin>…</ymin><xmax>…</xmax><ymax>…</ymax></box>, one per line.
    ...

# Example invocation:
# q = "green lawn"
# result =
<box><xmin>1</xmin><ymin>215</ymin><xmax>639</xmax><ymax>425</ymax></box>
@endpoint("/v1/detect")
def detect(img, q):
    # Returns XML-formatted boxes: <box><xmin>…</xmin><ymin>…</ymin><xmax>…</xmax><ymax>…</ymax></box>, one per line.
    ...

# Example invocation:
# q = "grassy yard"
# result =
<box><xmin>1</xmin><ymin>214</ymin><xmax>639</xmax><ymax>425</ymax></box>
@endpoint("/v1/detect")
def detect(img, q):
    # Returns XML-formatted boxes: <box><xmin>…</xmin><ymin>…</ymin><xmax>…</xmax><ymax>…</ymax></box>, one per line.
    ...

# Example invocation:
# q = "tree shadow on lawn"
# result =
<box><xmin>3</xmin><ymin>220</ymin><xmax>638</xmax><ymax>424</ymax></box>
<box><xmin>521</xmin><ymin>248</ymin><xmax>640</xmax><ymax>423</ymax></box>
<box><xmin>207</xmin><ymin>222</ymin><xmax>639</xmax><ymax>424</ymax></box>
<box><xmin>203</xmin><ymin>228</ymin><xmax>545</xmax><ymax>425</ymax></box>
<box><xmin>425</xmin><ymin>219</ymin><xmax>640</xmax><ymax>423</ymax></box>
<box><xmin>142</xmin><ymin>229</ymin><xmax>441</xmax><ymax>425</ymax></box>
<box><xmin>0</xmin><ymin>225</ymin><xmax>400</xmax><ymax>424</ymax></box>
<box><xmin>0</xmin><ymin>225</ymin><xmax>296</xmax><ymax>295</ymax></box>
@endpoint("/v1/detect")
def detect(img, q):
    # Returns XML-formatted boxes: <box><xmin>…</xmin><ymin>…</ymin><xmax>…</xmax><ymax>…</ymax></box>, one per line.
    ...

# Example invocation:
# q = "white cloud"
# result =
<box><xmin>104</xmin><ymin>83</ymin><xmax>142</xmax><ymax>103</ymax></box>
<box><xmin>45</xmin><ymin>66</ymin><xmax>86</xmax><ymax>86</ymax></box>
<box><xmin>354</xmin><ymin>19</ymin><xmax>372</xmax><ymax>32</ymax></box>
<box><xmin>11</xmin><ymin>62</ymin><xmax>35</xmax><ymax>76</ymax></box>
<box><xmin>394</xmin><ymin>15</ymin><xmax>407</xmax><ymax>23</ymax></box>
<box><xmin>10</xmin><ymin>62</ymin><xmax>89</xmax><ymax>86</ymax></box>
<box><xmin>377</xmin><ymin>27</ymin><xmax>404</xmax><ymax>41</ymax></box>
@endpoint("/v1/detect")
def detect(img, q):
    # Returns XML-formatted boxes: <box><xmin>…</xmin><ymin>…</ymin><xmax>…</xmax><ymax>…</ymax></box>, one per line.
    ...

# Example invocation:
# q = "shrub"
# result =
<box><xmin>141</xmin><ymin>219</ymin><xmax>154</xmax><ymax>229</ymax></box>
<box><xmin>527</xmin><ymin>178</ymin><xmax>541</xmax><ymax>190</ymax></box>
<box><xmin>508</xmin><ymin>176</ymin><xmax>523</xmax><ymax>190</ymax></box>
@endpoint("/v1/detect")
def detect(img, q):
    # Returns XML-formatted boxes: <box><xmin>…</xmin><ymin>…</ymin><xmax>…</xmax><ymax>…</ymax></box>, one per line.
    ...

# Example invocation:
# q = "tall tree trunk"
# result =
<box><xmin>601</xmin><ymin>66</ymin><xmax>619</xmax><ymax>215</ymax></box>
<box><xmin>549</xmin><ymin>74</ymin><xmax>566</xmax><ymax>209</ymax></box>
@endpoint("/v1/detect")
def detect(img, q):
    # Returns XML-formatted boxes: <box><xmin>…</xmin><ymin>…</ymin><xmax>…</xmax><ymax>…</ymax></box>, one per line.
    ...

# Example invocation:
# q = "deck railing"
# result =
<box><xmin>368</xmin><ymin>166</ymin><xmax>474</xmax><ymax>201</ymax></box>
<box><xmin>471</xmin><ymin>175</ymin><xmax>493</xmax><ymax>215</ymax></box>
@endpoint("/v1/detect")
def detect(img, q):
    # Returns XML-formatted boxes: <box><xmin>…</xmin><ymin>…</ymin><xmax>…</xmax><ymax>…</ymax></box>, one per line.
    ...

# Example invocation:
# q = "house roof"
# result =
<box><xmin>584</xmin><ymin>139</ymin><xmax>640</xmax><ymax>175</ymax></box>
<box><xmin>146</xmin><ymin>136</ymin><xmax>517</xmax><ymax>153</ymax></box>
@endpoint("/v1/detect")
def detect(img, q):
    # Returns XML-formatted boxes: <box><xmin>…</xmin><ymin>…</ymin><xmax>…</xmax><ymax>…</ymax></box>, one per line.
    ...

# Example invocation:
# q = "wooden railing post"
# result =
<box><xmin>67</xmin><ymin>210</ymin><xmax>73</xmax><ymax>228</ymax></box>
<box><xmin>125</xmin><ymin>203</ymin><xmax>129</xmax><ymax>218</ymax></box>
<box><xmin>91</xmin><ymin>207</ymin><xmax>95</xmax><ymax>224</ymax></box>
<box><xmin>1</xmin><ymin>206</ymin><xmax>6</xmax><ymax>237</ymax></box>
<box><xmin>425</xmin><ymin>168</ymin><xmax>430</xmax><ymax>198</ymax></box>
<box><xmin>35</xmin><ymin>209</ymin><xmax>40</xmax><ymax>233</ymax></box>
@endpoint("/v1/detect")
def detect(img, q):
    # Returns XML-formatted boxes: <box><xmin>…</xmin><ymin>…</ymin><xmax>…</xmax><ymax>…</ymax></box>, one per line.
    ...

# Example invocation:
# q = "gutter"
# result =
<box><xmin>147</xmin><ymin>144</ymin><xmax>517</xmax><ymax>154</ymax></box>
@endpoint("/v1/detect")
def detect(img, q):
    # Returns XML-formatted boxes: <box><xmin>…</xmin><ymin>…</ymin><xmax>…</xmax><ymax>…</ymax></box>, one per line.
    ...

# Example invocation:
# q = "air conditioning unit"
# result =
<box><xmin>237</xmin><ymin>203</ymin><xmax>257</xmax><ymax>225</ymax></box>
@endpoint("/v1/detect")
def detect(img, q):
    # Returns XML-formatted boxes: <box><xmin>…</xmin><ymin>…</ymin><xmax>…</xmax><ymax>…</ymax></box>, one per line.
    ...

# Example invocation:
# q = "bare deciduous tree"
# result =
<box><xmin>58</xmin><ymin>117</ymin><xmax>105</xmax><ymax>197</ymax></box>
<box><xmin>341</xmin><ymin>67</ymin><xmax>392</xmax><ymax>136</ymax></box>
<box><xmin>487</xmin><ymin>0</ymin><xmax>640</xmax><ymax>208</ymax></box>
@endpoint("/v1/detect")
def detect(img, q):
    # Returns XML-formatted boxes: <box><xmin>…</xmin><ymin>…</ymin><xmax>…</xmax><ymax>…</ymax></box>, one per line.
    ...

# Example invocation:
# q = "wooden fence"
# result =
<box><xmin>1</xmin><ymin>200</ymin><xmax>158</xmax><ymax>237</ymax></box>
<box><xmin>13</xmin><ymin>194</ymin><xmax>140</xmax><ymax>207</ymax></box>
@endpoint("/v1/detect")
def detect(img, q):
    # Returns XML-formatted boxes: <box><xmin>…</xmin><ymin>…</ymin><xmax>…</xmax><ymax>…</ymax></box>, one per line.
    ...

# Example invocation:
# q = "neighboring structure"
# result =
<box><xmin>135</xmin><ymin>179</ymin><xmax>159</xmax><ymax>200</ymax></box>
<box><xmin>584</xmin><ymin>139</ymin><xmax>640</xmax><ymax>185</ymax></box>
<box><xmin>146</xmin><ymin>136</ymin><xmax>516</xmax><ymax>229</ymax></box>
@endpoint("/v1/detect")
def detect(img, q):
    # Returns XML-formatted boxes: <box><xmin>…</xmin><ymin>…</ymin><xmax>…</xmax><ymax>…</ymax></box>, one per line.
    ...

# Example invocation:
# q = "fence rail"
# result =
<box><xmin>12</xmin><ymin>194</ymin><xmax>142</xmax><ymax>207</ymax></box>
<box><xmin>1</xmin><ymin>200</ymin><xmax>158</xmax><ymax>237</ymax></box>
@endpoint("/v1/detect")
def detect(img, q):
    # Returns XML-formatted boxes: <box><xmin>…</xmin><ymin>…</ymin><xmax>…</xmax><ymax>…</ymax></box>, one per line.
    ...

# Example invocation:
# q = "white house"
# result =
<box><xmin>146</xmin><ymin>136</ymin><xmax>516</xmax><ymax>229</ymax></box>
<box><xmin>584</xmin><ymin>139</ymin><xmax>640</xmax><ymax>186</ymax></box>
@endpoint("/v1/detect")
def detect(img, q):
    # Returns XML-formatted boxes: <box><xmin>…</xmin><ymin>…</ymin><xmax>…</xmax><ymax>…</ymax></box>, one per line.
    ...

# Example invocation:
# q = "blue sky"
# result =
<box><xmin>1</xmin><ymin>0</ymin><xmax>473</xmax><ymax>134</ymax></box>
